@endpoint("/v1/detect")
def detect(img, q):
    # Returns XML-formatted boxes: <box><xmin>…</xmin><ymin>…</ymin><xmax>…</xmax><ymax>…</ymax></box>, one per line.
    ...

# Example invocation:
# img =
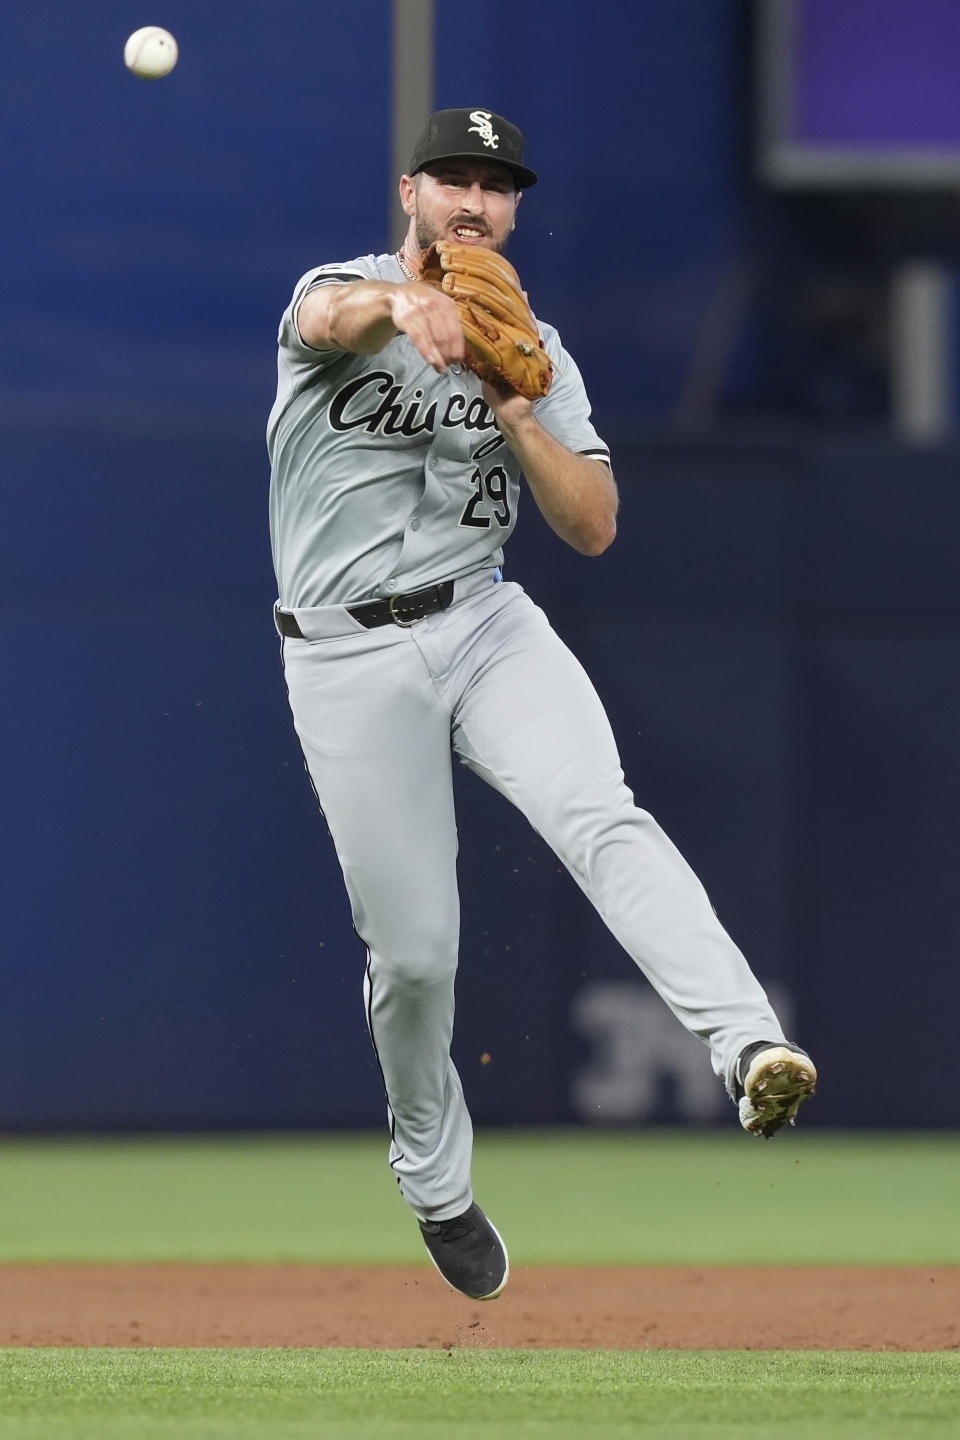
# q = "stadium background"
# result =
<box><xmin>2</xmin><ymin>0</ymin><xmax>958</xmax><ymax>1135</ymax></box>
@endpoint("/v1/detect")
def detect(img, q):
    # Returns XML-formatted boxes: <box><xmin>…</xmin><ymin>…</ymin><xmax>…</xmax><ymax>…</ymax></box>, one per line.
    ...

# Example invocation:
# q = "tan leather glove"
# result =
<box><xmin>419</xmin><ymin>241</ymin><xmax>554</xmax><ymax>401</ymax></box>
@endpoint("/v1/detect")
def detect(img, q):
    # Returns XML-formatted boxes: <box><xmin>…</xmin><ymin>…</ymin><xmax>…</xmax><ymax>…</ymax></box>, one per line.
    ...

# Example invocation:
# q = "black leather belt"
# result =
<box><xmin>277</xmin><ymin>581</ymin><xmax>455</xmax><ymax>638</ymax></box>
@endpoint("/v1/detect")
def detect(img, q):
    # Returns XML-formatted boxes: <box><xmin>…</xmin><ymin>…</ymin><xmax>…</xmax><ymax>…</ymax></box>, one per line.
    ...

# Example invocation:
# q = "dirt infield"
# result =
<box><xmin>2</xmin><ymin>1266</ymin><xmax>958</xmax><ymax>1349</ymax></box>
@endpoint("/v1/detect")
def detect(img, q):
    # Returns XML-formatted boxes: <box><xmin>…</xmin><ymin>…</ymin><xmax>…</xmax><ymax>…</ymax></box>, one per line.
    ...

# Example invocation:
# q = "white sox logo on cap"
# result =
<box><xmin>467</xmin><ymin>110</ymin><xmax>500</xmax><ymax>150</ymax></box>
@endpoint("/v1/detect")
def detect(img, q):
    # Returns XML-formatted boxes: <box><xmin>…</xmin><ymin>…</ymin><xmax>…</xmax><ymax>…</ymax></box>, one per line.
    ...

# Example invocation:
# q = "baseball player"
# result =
<box><xmin>267</xmin><ymin>108</ymin><xmax>817</xmax><ymax>1302</ymax></box>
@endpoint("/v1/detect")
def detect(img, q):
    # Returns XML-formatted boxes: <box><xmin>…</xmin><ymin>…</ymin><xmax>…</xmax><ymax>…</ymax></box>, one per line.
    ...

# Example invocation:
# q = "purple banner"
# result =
<box><xmin>795</xmin><ymin>0</ymin><xmax>960</xmax><ymax>148</ymax></box>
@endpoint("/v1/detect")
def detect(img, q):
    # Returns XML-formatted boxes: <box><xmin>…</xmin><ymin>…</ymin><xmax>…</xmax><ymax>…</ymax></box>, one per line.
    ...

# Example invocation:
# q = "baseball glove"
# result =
<box><xmin>419</xmin><ymin>241</ymin><xmax>554</xmax><ymax>401</ymax></box>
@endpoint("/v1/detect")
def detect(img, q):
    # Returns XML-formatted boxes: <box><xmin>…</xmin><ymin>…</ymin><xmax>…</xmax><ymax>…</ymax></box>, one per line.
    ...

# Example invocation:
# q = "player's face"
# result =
<box><xmin>405</xmin><ymin>160</ymin><xmax>519</xmax><ymax>253</ymax></box>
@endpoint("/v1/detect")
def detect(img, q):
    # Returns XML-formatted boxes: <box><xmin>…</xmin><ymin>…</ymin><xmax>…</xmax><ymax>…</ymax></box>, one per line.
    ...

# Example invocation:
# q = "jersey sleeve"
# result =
<box><xmin>277</xmin><ymin>256</ymin><xmax>381</xmax><ymax>378</ymax></box>
<box><xmin>532</xmin><ymin>324</ymin><xmax>610</xmax><ymax>465</ymax></box>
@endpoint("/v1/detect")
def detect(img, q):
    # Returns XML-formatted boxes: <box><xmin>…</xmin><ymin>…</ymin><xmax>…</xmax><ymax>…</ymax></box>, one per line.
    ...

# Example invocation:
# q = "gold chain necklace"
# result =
<box><xmin>396</xmin><ymin>248</ymin><xmax>417</xmax><ymax>281</ymax></box>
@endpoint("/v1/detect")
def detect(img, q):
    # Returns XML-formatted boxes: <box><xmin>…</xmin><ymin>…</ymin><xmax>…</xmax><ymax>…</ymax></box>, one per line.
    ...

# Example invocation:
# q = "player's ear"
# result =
<box><xmin>511</xmin><ymin>190</ymin><xmax>522</xmax><ymax>230</ymax></box>
<box><xmin>399</xmin><ymin>174</ymin><xmax>416</xmax><ymax>217</ymax></box>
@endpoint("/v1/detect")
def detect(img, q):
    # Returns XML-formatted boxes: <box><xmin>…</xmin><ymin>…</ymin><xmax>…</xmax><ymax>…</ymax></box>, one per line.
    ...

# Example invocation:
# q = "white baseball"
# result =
<box><xmin>124</xmin><ymin>26</ymin><xmax>178</xmax><ymax>79</ymax></box>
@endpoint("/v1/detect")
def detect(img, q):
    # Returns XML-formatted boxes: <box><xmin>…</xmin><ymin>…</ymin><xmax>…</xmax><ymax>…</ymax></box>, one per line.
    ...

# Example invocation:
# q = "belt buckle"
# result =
<box><xmin>388</xmin><ymin>593</ymin><xmax>422</xmax><ymax>627</ymax></box>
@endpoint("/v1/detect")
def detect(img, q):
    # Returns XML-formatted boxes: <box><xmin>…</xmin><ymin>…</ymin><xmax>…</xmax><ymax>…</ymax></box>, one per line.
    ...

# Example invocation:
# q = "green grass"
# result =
<box><xmin>0</xmin><ymin>1349</ymin><xmax>957</xmax><ymax>1439</ymax></box>
<box><xmin>0</xmin><ymin>1129</ymin><xmax>958</xmax><ymax>1265</ymax></box>
<box><xmin>2</xmin><ymin>1132</ymin><xmax>958</xmax><ymax>1437</ymax></box>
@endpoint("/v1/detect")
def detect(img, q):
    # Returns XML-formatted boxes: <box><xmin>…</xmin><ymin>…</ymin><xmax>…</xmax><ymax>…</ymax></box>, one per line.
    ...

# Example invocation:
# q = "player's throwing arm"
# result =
<box><xmin>298</xmin><ymin>281</ymin><xmax>465</xmax><ymax>375</ymax></box>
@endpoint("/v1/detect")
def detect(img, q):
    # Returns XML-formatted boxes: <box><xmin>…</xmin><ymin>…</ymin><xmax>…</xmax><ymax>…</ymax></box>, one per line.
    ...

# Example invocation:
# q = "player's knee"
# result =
<box><xmin>373</xmin><ymin>911</ymin><xmax>459</xmax><ymax>989</ymax></box>
<box><xmin>376</xmin><ymin>947</ymin><xmax>458</xmax><ymax>989</ymax></box>
<box><xmin>549</xmin><ymin>789</ymin><xmax>658</xmax><ymax>884</ymax></box>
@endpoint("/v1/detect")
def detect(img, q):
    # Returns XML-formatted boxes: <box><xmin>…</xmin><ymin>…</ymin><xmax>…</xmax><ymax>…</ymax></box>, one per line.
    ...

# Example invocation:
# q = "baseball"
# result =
<box><xmin>124</xmin><ymin>26</ymin><xmax>178</xmax><ymax>79</ymax></box>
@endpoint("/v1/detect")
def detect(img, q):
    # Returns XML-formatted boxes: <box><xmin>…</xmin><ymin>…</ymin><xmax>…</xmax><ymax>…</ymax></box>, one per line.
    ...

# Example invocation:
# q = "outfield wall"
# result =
<box><xmin>3</xmin><ymin>427</ymin><xmax>957</xmax><ymax>1130</ymax></box>
<box><xmin>3</xmin><ymin>1</ymin><xmax>958</xmax><ymax>1130</ymax></box>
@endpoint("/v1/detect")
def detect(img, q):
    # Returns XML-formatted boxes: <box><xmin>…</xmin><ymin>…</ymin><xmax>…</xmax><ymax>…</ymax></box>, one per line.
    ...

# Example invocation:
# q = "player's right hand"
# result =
<box><xmin>389</xmin><ymin>284</ymin><xmax>465</xmax><ymax>374</ymax></box>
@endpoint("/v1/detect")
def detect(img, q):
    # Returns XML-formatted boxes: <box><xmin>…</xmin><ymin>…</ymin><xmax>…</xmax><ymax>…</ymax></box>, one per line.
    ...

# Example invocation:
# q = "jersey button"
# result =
<box><xmin>385</xmin><ymin>579</ymin><xmax>398</xmax><ymax>592</ymax></box>
<box><xmin>410</xmin><ymin>519</ymin><xmax>421</xmax><ymax>531</ymax></box>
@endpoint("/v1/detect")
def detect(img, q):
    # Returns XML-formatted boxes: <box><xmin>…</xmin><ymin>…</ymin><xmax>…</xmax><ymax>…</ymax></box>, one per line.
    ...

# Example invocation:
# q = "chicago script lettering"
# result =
<box><xmin>328</xmin><ymin>371</ymin><xmax>496</xmax><ymax>439</ymax></box>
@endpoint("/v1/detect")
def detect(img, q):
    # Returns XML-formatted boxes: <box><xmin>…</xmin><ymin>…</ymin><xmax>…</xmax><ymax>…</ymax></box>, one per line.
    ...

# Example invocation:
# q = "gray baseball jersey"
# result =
<box><xmin>267</xmin><ymin>251</ymin><xmax>609</xmax><ymax>608</ymax></box>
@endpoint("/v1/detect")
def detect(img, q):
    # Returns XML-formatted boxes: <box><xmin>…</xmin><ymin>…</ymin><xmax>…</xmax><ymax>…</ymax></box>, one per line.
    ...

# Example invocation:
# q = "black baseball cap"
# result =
<box><xmin>408</xmin><ymin>108</ymin><xmax>538</xmax><ymax>189</ymax></box>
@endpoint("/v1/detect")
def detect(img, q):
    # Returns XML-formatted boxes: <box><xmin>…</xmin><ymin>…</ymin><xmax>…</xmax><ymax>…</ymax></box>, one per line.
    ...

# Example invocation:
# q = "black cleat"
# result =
<box><xmin>418</xmin><ymin>1202</ymin><xmax>509</xmax><ymax>1300</ymax></box>
<box><xmin>735</xmin><ymin>1041</ymin><xmax>818</xmax><ymax>1138</ymax></box>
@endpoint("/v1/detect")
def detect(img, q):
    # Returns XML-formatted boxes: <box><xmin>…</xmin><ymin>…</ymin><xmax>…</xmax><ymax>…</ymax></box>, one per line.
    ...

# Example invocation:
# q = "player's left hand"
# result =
<box><xmin>482</xmin><ymin>378</ymin><xmax>536</xmax><ymax>435</ymax></box>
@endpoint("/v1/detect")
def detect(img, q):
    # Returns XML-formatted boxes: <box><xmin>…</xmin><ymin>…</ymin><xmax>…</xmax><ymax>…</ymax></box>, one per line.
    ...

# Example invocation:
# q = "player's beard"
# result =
<box><xmin>415</xmin><ymin>210</ymin><xmax>508</xmax><ymax>254</ymax></box>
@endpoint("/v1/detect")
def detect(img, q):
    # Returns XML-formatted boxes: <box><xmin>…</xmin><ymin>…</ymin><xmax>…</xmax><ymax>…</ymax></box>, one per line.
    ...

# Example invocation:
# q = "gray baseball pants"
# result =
<box><xmin>280</xmin><ymin>570</ymin><xmax>786</xmax><ymax>1220</ymax></box>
